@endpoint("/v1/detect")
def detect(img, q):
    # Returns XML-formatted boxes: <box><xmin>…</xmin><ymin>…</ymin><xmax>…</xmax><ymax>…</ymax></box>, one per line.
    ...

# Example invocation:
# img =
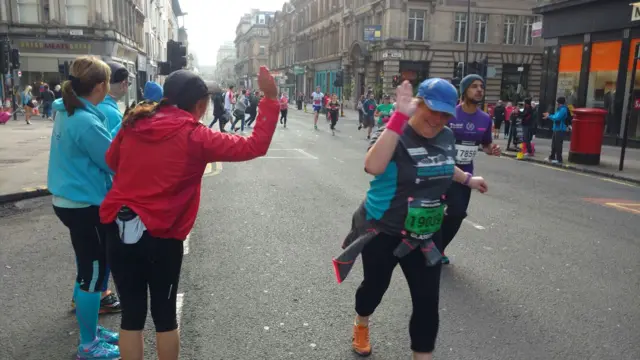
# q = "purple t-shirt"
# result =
<box><xmin>447</xmin><ymin>105</ymin><xmax>493</xmax><ymax>173</ymax></box>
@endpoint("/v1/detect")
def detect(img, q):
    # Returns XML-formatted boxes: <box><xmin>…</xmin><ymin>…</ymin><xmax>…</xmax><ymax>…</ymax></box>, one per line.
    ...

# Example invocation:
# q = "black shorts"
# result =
<box><xmin>106</xmin><ymin>227</ymin><xmax>184</xmax><ymax>332</ymax></box>
<box><xmin>493</xmin><ymin>119</ymin><xmax>503</xmax><ymax>130</ymax></box>
<box><xmin>53</xmin><ymin>206</ymin><xmax>109</xmax><ymax>293</ymax></box>
<box><xmin>362</xmin><ymin>115</ymin><xmax>375</xmax><ymax>128</ymax></box>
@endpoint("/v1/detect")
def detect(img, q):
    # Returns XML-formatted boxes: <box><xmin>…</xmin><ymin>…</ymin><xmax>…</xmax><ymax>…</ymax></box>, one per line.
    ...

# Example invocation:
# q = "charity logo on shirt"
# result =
<box><xmin>312</xmin><ymin>92</ymin><xmax>324</xmax><ymax>105</ymax></box>
<box><xmin>448</xmin><ymin>105</ymin><xmax>493</xmax><ymax>173</ymax></box>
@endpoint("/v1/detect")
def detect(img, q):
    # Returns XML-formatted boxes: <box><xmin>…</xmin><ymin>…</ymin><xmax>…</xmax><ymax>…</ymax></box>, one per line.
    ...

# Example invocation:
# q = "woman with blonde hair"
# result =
<box><xmin>22</xmin><ymin>85</ymin><xmax>34</xmax><ymax>124</ymax></box>
<box><xmin>47</xmin><ymin>56</ymin><xmax>120</xmax><ymax>360</ymax></box>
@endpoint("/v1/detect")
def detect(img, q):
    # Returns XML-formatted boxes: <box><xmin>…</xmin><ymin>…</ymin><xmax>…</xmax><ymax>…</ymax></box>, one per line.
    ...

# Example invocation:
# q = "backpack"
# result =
<box><xmin>564</xmin><ymin>105</ymin><xmax>573</xmax><ymax>127</ymax></box>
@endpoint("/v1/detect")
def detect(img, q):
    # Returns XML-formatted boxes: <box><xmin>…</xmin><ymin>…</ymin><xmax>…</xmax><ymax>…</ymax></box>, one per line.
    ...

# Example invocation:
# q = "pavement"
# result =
<box><xmin>495</xmin><ymin>135</ymin><xmax>640</xmax><ymax>184</ymax></box>
<box><xmin>1</xmin><ymin>108</ymin><xmax>639</xmax><ymax>360</ymax></box>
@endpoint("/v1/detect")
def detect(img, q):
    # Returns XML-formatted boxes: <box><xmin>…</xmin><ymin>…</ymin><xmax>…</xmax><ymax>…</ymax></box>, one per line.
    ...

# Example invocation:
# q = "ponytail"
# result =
<box><xmin>61</xmin><ymin>80</ymin><xmax>84</xmax><ymax>116</ymax></box>
<box><xmin>122</xmin><ymin>98</ymin><xmax>169</xmax><ymax>128</ymax></box>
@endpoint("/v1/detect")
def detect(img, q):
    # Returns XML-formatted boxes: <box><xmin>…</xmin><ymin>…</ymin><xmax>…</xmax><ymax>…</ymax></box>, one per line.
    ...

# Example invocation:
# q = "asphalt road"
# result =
<box><xmin>1</xmin><ymin>108</ymin><xmax>639</xmax><ymax>360</ymax></box>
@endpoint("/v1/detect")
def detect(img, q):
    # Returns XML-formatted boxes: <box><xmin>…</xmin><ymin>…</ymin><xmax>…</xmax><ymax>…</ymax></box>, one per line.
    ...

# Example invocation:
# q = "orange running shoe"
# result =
<box><xmin>352</xmin><ymin>323</ymin><xmax>372</xmax><ymax>356</ymax></box>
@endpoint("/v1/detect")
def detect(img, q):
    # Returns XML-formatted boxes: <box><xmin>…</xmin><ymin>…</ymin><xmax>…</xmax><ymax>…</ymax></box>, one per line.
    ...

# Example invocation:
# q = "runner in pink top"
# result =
<box><xmin>279</xmin><ymin>93</ymin><xmax>289</xmax><ymax>127</ymax></box>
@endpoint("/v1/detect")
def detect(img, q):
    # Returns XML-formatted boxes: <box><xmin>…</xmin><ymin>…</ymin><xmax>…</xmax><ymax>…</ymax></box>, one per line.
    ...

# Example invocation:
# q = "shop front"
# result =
<box><xmin>314</xmin><ymin>60</ymin><xmax>342</xmax><ymax>98</ymax></box>
<box><xmin>13</xmin><ymin>39</ymin><xmax>94</xmax><ymax>91</ymax></box>
<box><xmin>536</xmin><ymin>0</ymin><xmax>640</xmax><ymax>142</ymax></box>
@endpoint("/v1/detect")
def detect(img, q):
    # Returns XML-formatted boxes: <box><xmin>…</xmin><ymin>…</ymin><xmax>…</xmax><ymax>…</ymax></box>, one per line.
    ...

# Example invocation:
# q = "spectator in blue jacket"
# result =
<box><xmin>97</xmin><ymin>62</ymin><xmax>130</xmax><ymax>134</ymax></box>
<box><xmin>543</xmin><ymin>96</ymin><xmax>569</xmax><ymax>164</ymax></box>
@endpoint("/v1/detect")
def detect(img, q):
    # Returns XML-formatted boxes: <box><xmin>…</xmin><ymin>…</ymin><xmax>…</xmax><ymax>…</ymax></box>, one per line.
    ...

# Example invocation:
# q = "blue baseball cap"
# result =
<box><xmin>416</xmin><ymin>78</ymin><xmax>458</xmax><ymax>116</ymax></box>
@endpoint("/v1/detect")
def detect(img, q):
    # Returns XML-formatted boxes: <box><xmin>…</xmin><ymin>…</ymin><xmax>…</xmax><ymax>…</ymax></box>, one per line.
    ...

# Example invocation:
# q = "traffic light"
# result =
<box><xmin>0</xmin><ymin>41</ymin><xmax>9</xmax><ymax>74</ymax></box>
<box><xmin>10</xmin><ymin>48</ymin><xmax>20</xmax><ymax>70</ymax></box>
<box><xmin>58</xmin><ymin>61</ymin><xmax>70</xmax><ymax>78</ymax></box>
<box><xmin>167</xmin><ymin>40</ymin><xmax>187</xmax><ymax>72</ymax></box>
<box><xmin>333</xmin><ymin>70</ymin><xmax>343</xmax><ymax>87</ymax></box>
<box><xmin>392</xmin><ymin>75</ymin><xmax>401</xmax><ymax>87</ymax></box>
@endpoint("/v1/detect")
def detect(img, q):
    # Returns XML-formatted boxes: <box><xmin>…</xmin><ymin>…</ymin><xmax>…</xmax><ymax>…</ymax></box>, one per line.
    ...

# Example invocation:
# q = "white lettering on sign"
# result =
<box><xmin>632</xmin><ymin>2</ymin><xmax>640</xmax><ymax>22</ymax></box>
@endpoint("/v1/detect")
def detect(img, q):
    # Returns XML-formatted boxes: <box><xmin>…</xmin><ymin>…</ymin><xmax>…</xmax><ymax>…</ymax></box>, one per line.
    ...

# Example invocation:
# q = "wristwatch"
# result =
<box><xmin>463</xmin><ymin>172</ymin><xmax>472</xmax><ymax>186</ymax></box>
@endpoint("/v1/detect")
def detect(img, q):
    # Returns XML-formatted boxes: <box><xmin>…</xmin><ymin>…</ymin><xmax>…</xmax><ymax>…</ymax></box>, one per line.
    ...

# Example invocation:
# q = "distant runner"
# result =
<box><xmin>311</xmin><ymin>86</ymin><xmax>324</xmax><ymax>130</ymax></box>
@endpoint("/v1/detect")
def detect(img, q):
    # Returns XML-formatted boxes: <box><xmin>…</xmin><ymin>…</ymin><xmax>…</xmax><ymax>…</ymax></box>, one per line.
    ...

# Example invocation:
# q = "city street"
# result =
<box><xmin>1</xmin><ymin>108</ymin><xmax>639</xmax><ymax>360</ymax></box>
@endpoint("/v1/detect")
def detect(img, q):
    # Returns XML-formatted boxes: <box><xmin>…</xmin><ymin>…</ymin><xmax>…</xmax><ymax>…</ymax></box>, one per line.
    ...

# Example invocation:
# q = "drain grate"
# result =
<box><xmin>0</xmin><ymin>159</ymin><xmax>29</xmax><ymax>164</ymax></box>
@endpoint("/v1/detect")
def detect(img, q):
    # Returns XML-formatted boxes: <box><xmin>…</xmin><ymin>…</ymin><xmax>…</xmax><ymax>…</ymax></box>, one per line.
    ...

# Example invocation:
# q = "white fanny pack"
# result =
<box><xmin>116</xmin><ymin>207</ymin><xmax>147</xmax><ymax>245</ymax></box>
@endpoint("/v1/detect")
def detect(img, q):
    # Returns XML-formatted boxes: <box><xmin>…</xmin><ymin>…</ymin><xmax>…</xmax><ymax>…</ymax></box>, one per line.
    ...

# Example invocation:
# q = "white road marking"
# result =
<box><xmin>183</xmin><ymin>232</ymin><xmax>190</xmax><ymax>254</ymax></box>
<box><xmin>463</xmin><ymin>219</ymin><xmax>485</xmax><ymax>230</ymax></box>
<box><xmin>176</xmin><ymin>293</ymin><xmax>184</xmax><ymax>329</ymax></box>
<box><xmin>295</xmin><ymin>148</ymin><xmax>318</xmax><ymax>159</ymax></box>
<box><xmin>333</xmin><ymin>157</ymin><xmax>344</xmax><ymax>163</ymax></box>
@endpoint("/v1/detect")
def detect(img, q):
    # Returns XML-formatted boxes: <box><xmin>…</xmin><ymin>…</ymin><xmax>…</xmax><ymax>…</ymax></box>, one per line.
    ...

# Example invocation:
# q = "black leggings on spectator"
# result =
<box><xmin>106</xmin><ymin>227</ymin><xmax>184</xmax><ymax>332</ymax></box>
<box><xmin>280</xmin><ymin>109</ymin><xmax>288</xmax><ymax>125</ymax></box>
<box><xmin>355</xmin><ymin>232</ymin><xmax>442</xmax><ymax>353</ymax></box>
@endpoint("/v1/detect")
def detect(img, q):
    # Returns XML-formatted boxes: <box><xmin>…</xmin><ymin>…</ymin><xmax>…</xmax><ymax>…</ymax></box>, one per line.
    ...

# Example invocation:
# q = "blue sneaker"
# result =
<box><xmin>98</xmin><ymin>325</ymin><xmax>119</xmax><ymax>345</ymax></box>
<box><xmin>76</xmin><ymin>339</ymin><xmax>120</xmax><ymax>360</ymax></box>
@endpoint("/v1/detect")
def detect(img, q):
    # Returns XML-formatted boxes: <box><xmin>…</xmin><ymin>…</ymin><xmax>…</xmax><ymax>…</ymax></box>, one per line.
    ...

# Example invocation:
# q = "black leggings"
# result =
<box><xmin>106</xmin><ymin>227</ymin><xmax>184</xmax><ymax>332</ymax></box>
<box><xmin>440</xmin><ymin>182</ymin><xmax>472</xmax><ymax>252</ymax></box>
<box><xmin>355</xmin><ymin>232</ymin><xmax>442</xmax><ymax>353</ymax></box>
<box><xmin>329</xmin><ymin>110</ymin><xmax>339</xmax><ymax>129</ymax></box>
<box><xmin>53</xmin><ymin>205</ymin><xmax>109</xmax><ymax>293</ymax></box>
<box><xmin>280</xmin><ymin>109</ymin><xmax>288</xmax><ymax>124</ymax></box>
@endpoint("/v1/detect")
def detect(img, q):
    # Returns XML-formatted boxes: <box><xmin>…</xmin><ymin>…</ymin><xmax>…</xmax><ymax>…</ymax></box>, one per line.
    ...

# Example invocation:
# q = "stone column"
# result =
<box><xmin>382</xmin><ymin>59</ymin><xmax>400</xmax><ymax>96</ymax></box>
<box><xmin>365</xmin><ymin>61</ymin><xmax>377</xmax><ymax>95</ymax></box>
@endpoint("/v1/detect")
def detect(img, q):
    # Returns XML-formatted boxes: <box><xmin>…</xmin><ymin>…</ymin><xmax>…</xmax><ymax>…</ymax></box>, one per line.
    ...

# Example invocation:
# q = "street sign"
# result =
<box><xmin>293</xmin><ymin>66</ymin><xmax>305</xmax><ymax>75</ymax></box>
<box><xmin>382</xmin><ymin>51</ymin><xmax>402</xmax><ymax>59</ymax></box>
<box><xmin>17</xmin><ymin>71</ymin><xmax>21</xmax><ymax>77</ymax></box>
<box><xmin>631</xmin><ymin>2</ymin><xmax>640</xmax><ymax>21</ymax></box>
<box><xmin>364</xmin><ymin>25</ymin><xmax>382</xmax><ymax>42</ymax></box>
<box><xmin>532</xmin><ymin>21</ymin><xmax>542</xmax><ymax>38</ymax></box>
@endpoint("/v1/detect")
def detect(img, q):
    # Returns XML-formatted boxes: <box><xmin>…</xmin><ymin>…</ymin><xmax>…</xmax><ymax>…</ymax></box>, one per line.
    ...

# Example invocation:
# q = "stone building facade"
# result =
<box><xmin>234</xmin><ymin>10</ymin><xmax>274</xmax><ymax>90</ymax></box>
<box><xmin>268</xmin><ymin>0</ymin><xmax>547</xmax><ymax>106</ymax></box>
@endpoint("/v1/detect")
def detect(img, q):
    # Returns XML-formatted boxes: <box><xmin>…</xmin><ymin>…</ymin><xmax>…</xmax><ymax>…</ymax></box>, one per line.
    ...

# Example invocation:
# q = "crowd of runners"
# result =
<box><xmin>46</xmin><ymin>50</ymin><xmax>512</xmax><ymax>360</ymax></box>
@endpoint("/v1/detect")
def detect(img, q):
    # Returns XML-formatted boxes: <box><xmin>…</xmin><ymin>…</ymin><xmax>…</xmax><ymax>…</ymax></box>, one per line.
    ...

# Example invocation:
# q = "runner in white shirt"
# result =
<box><xmin>311</xmin><ymin>86</ymin><xmax>324</xmax><ymax>130</ymax></box>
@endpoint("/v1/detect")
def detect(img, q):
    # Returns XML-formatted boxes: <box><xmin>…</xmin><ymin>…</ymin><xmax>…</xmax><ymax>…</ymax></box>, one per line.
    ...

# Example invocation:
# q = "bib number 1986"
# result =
<box><xmin>404</xmin><ymin>199</ymin><xmax>445</xmax><ymax>235</ymax></box>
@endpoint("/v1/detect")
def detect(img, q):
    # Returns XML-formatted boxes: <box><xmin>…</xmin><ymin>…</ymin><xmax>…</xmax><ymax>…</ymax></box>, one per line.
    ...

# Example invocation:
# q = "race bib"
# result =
<box><xmin>404</xmin><ymin>199</ymin><xmax>444</xmax><ymax>235</ymax></box>
<box><xmin>455</xmin><ymin>143</ymin><xmax>479</xmax><ymax>165</ymax></box>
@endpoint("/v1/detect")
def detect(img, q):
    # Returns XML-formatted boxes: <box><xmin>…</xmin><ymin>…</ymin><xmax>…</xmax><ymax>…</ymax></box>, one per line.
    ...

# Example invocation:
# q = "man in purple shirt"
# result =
<box><xmin>440</xmin><ymin>74</ymin><xmax>501</xmax><ymax>264</ymax></box>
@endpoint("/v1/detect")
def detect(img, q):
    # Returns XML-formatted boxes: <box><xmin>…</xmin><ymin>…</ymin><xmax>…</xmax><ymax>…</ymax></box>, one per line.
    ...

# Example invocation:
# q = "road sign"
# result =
<box><xmin>364</xmin><ymin>25</ymin><xmax>382</xmax><ymax>42</ymax></box>
<box><xmin>532</xmin><ymin>21</ymin><xmax>542</xmax><ymax>38</ymax></box>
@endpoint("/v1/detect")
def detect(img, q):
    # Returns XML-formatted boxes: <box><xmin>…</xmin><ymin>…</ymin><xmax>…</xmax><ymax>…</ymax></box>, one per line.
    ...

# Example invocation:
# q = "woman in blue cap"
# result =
<box><xmin>333</xmin><ymin>79</ymin><xmax>490</xmax><ymax>359</ymax></box>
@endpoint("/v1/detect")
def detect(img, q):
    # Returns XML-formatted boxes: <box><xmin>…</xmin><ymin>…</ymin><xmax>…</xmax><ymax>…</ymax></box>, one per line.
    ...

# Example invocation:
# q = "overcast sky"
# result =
<box><xmin>181</xmin><ymin>0</ymin><xmax>285</xmax><ymax>66</ymax></box>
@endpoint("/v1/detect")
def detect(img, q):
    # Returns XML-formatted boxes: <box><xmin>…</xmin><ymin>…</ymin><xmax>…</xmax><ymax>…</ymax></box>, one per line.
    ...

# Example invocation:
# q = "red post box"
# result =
<box><xmin>568</xmin><ymin>108</ymin><xmax>607</xmax><ymax>165</ymax></box>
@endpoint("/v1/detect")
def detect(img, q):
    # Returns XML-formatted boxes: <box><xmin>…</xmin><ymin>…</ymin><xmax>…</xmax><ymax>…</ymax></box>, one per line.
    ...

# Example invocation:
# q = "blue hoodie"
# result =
<box><xmin>548</xmin><ymin>105</ymin><xmax>569</xmax><ymax>132</ymax></box>
<box><xmin>144</xmin><ymin>81</ymin><xmax>163</xmax><ymax>103</ymax></box>
<box><xmin>97</xmin><ymin>94</ymin><xmax>123</xmax><ymax>134</ymax></box>
<box><xmin>48</xmin><ymin>98</ymin><xmax>114</xmax><ymax>206</ymax></box>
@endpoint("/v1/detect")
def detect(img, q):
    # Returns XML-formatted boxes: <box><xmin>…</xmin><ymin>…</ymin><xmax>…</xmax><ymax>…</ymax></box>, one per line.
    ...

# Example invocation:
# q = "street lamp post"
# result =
<box><xmin>464</xmin><ymin>0</ymin><xmax>471</xmax><ymax>77</ymax></box>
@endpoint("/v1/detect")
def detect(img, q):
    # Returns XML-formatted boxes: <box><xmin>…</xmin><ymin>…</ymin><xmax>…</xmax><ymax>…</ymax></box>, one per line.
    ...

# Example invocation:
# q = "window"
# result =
<box><xmin>17</xmin><ymin>0</ymin><xmax>39</xmax><ymax>24</ymax></box>
<box><xmin>66</xmin><ymin>0</ymin><xmax>88</xmax><ymax>26</ymax></box>
<box><xmin>503</xmin><ymin>15</ymin><xmax>517</xmax><ymax>45</ymax></box>
<box><xmin>521</xmin><ymin>16</ymin><xmax>534</xmax><ymax>46</ymax></box>
<box><xmin>258</xmin><ymin>14</ymin><xmax>266</xmax><ymax>24</ymax></box>
<box><xmin>259</xmin><ymin>46</ymin><xmax>266</xmax><ymax>56</ymax></box>
<box><xmin>475</xmin><ymin>14</ymin><xmax>488</xmax><ymax>44</ymax></box>
<box><xmin>454</xmin><ymin>13</ymin><xmax>467</xmax><ymax>43</ymax></box>
<box><xmin>408</xmin><ymin>10</ymin><xmax>425</xmax><ymax>41</ymax></box>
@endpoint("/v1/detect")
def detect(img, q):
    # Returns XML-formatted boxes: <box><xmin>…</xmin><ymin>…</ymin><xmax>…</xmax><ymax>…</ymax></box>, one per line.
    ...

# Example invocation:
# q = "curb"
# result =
<box><xmin>0</xmin><ymin>187</ymin><xmax>51</xmax><ymax>205</ymax></box>
<box><xmin>501</xmin><ymin>152</ymin><xmax>640</xmax><ymax>185</ymax></box>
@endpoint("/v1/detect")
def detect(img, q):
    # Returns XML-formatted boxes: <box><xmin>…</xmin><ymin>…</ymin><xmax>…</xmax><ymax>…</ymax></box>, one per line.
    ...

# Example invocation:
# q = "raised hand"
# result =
<box><xmin>258</xmin><ymin>66</ymin><xmax>277</xmax><ymax>100</ymax></box>
<box><xmin>395</xmin><ymin>81</ymin><xmax>416</xmax><ymax>116</ymax></box>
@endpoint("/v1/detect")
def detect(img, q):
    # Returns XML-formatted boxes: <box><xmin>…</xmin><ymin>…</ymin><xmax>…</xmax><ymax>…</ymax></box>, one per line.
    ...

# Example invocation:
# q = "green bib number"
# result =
<box><xmin>404</xmin><ymin>204</ymin><xmax>445</xmax><ymax>235</ymax></box>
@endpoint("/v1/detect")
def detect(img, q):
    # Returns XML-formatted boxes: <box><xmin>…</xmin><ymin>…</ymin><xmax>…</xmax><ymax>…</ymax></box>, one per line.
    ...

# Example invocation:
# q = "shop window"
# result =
<box><xmin>556</xmin><ymin>44</ymin><xmax>581</xmax><ymax>107</ymax></box>
<box><xmin>621</xmin><ymin>39</ymin><xmax>640</xmax><ymax>138</ymax></box>
<box><xmin>17</xmin><ymin>0</ymin><xmax>39</xmax><ymax>24</ymax></box>
<box><xmin>586</xmin><ymin>41</ymin><xmax>621</xmax><ymax>131</ymax></box>
<box><xmin>454</xmin><ymin>13</ymin><xmax>467</xmax><ymax>43</ymax></box>
<box><xmin>500</xmin><ymin>64</ymin><xmax>529</xmax><ymax>102</ymax></box>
